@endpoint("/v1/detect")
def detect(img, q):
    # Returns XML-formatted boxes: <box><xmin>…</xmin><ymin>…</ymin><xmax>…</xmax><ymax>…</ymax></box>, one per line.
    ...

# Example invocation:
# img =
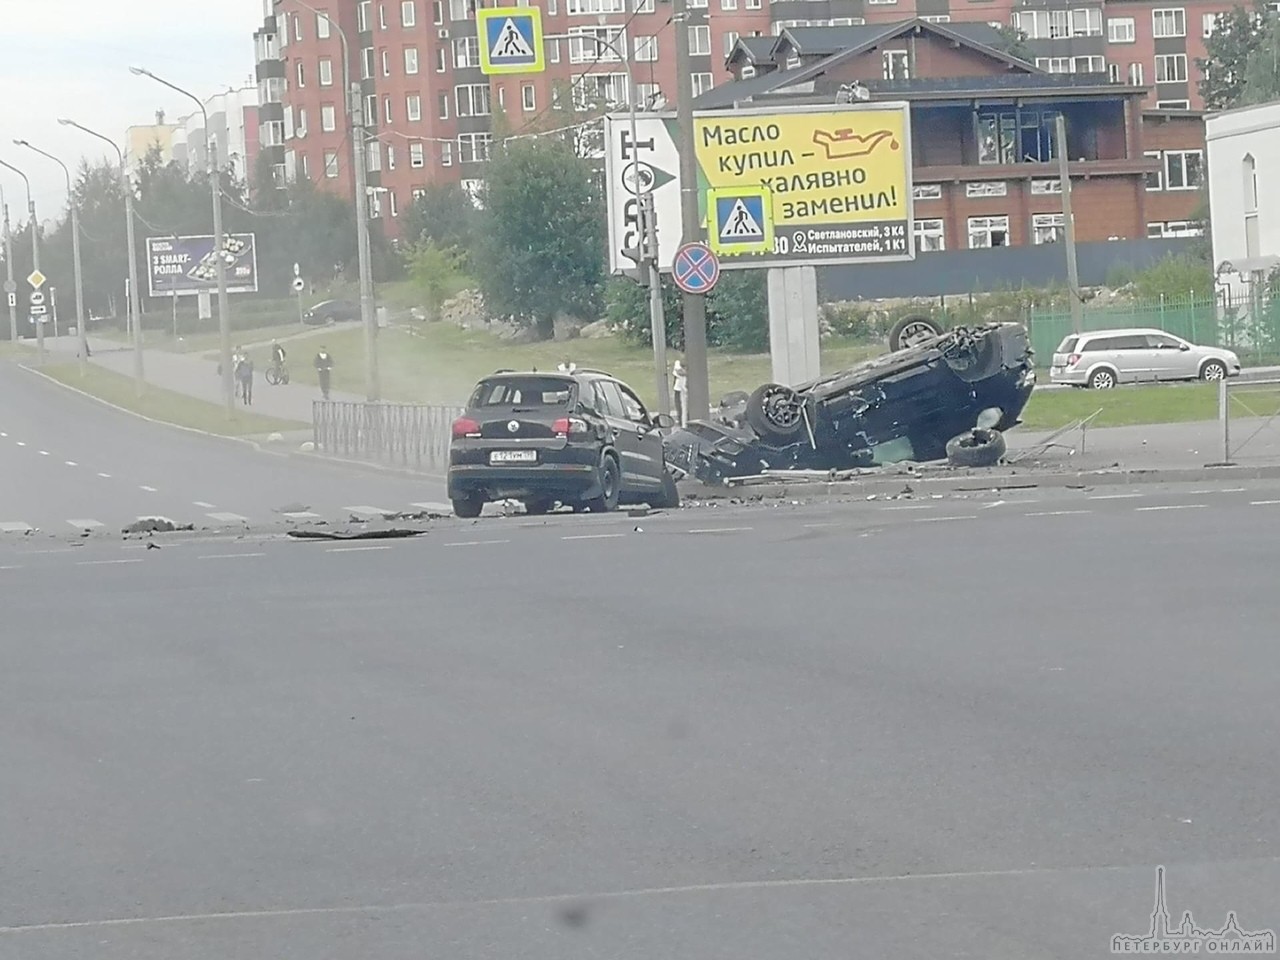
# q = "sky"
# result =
<box><xmin>0</xmin><ymin>0</ymin><xmax>263</xmax><ymax>222</ymax></box>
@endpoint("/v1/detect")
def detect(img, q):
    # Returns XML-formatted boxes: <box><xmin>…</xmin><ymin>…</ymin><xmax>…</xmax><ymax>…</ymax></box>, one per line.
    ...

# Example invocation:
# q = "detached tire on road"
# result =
<box><xmin>945</xmin><ymin>428</ymin><xmax>1007</xmax><ymax>468</ymax></box>
<box><xmin>745</xmin><ymin>383</ymin><xmax>807</xmax><ymax>443</ymax></box>
<box><xmin>888</xmin><ymin>315</ymin><xmax>944</xmax><ymax>352</ymax></box>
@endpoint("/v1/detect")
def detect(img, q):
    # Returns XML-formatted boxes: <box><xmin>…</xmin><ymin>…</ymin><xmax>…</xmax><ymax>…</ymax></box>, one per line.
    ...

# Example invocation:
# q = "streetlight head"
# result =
<box><xmin>13</xmin><ymin>139</ymin><xmax>28</xmax><ymax>147</ymax></box>
<box><xmin>57</xmin><ymin>118</ymin><xmax>72</xmax><ymax>126</ymax></box>
<box><xmin>129</xmin><ymin>66</ymin><xmax>148</xmax><ymax>77</ymax></box>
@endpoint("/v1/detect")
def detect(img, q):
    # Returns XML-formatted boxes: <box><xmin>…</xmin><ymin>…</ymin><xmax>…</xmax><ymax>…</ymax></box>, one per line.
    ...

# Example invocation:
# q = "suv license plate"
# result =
<box><xmin>490</xmin><ymin>450</ymin><xmax>537</xmax><ymax>464</ymax></box>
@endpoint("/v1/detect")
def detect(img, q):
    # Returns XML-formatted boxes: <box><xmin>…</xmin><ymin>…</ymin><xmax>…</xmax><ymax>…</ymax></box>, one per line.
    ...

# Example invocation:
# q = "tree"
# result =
<box><xmin>475</xmin><ymin>137</ymin><xmax>605</xmax><ymax>339</ymax></box>
<box><xmin>1197</xmin><ymin>2</ymin><xmax>1272</xmax><ymax>110</ymax></box>
<box><xmin>406</xmin><ymin>239</ymin><xmax>466</xmax><ymax>322</ymax></box>
<box><xmin>604</xmin><ymin>270</ymin><xmax>770</xmax><ymax>353</ymax></box>
<box><xmin>402</xmin><ymin>183</ymin><xmax>480</xmax><ymax>262</ymax></box>
<box><xmin>1241</xmin><ymin>15</ymin><xmax>1280</xmax><ymax>103</ymax></box>
<box><xmin>988</xmin><ymin>25</ymin><xmax>1033</xmax><ymax>63</ymax></box>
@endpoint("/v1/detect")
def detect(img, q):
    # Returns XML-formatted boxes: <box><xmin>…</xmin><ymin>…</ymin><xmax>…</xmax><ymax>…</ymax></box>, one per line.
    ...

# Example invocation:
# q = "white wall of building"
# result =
<box><xmin>172</xmin><ymin>83</ymin><xmax>259</xmax><ymax>184</ymax></box>
<box><xmin>1206</xmin><ymin>99</ymin><xmax>1280</xmax><ymax>301</ymax></box>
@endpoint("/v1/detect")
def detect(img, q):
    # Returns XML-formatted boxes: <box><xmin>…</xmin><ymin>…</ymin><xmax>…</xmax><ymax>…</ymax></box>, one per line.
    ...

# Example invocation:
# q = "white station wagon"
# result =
<box><xmin>1049</xmin><ymin>328</ymin><xmax>1242</xmax><ymax>389</ymax></box>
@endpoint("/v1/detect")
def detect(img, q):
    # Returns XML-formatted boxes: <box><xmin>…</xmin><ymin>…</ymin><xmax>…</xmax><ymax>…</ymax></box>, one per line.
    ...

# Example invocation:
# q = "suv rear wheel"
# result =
<box><xmin>452</xmin><ymin>496</ymin><xmax>484</xmax><ymax>519</ymax></box>
<box><xmin>583</xmin><ymin>455</ymin><xmax>621</xmax><ymax>513</ymax></box>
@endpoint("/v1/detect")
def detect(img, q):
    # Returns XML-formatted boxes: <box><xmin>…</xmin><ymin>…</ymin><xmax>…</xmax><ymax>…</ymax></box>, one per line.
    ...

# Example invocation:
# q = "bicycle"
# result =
<box><xmin>265</xmin><ymin>362</ymin><xmax>290</xmax><ymax>386</ymax></box>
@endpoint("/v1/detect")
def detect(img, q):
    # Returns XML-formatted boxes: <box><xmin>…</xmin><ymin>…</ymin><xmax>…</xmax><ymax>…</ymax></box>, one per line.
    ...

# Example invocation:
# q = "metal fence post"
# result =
<box><xmin>1220</xmin><ymin>375</ymin><xmax>1230</xmax><ymax>464</ymax></box>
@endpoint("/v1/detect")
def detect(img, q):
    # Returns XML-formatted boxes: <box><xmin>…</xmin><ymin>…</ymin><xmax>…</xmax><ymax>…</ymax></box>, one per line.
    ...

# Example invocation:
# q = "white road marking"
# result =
<box><xmin>206</xmin><ymin>513</ymin><xmax>250</xmax><ymax>524</ymax></box>
<box><xmin>1251</xmin><ymin>500</ymin><xmax>1280</xmax><ymax>506</ymax></box>
<box><xmin>193</xmin><ymin>501</ymin><xmax>217</xmax><ymax>509</ymax></box>
<box><xmin>282</xmin><ymin>511</ymin><xmax>323</xmax><ymax>520</ymax></box>
<box><xmin>803</xmin><ymin>522</ymin><xmax>839</xmax><ymax>528</ymax></box>
<box><xmin>198</xmin><ymin>552</ymin><xmax>266</xmax><ymax>560</ymax></box>
<box><xmin>1135</xmin><ymin>504</ymin><xmax>1206</xmax><ymax>512</ymax></box>
<box><xmin>1090</xmin><ymin>493</ymin><xmax>1143</xmax><ymax>500</ymax></box>
<box><xmin>0</xmin><ymin>565</ymin><xmax>23</xmax><ymax>571</ymax></box>
<box><xmin>688</xmin><ymin>526</ymin><xmax>754</xmax><ymax>534</ymax></box>
<box><xmin>561</xmin><ymin>533</ymin><xmax>626</xmax><ymax>541</ymax></box>
<box><xmin>326</xmin><ymin>545</ymin><xmax>395</xmax><ymax>553</ymax></box>
<box><xmin>1025</xmin><ymin>510</ymin><xmax>1092</xmax><ymax>517</ymax></box>
<box><xmin>39</xmin><ymin>450</ymin><xmax>49</xmax><ymax>456</ymax></box>
<box><xmin>913</xmin><ymin>515</ymin><xmax>977</xmax><ymax>523</ymax></box>
<box><xmin>66</xmin><ymin>519</ymin><xmax>105</xmax><ymax>531</ymax></box>
<box><xmin>97</xmin><ymin>472</ymin><xmax>111</xmax><ymax>479</ymax></box>
<box><xmin>15</xmin><ymin>441</ymin><xmax>25</xmax><ymax>447</ymax></box>
<box><xmin>76</xmin><ymin>559</ymin><xmax>144</xmax><ymax>566</ymax></box>
<box><xmin>0</xmin><ymin>522</ymin><xmax>34</xmax><ymax>534</ymax></box>
<box><xmin>885</xmin><ymin>504</ymin><xmax>934</xmax><ymax>511</ymax></box>
<box><xmin>65</xmin><ymin>461</ymin><xmax>77</xmax><ymax>467</ymax></box>
<box><xmin>1220</xmin><ymin>488</ymin><xmax>1247</xmax><ymax>493</ymax></box>
<box><xmin>445</xmin><ymin>539</ymin><xmax>511</xmax><ymax>547</ymax></box>
<box><xmin>139</xmin><ymin>485</ymin><xmax>157</xmax><ymax>493</ymax></box>
<box><xmin>344</xmin><ymin>505</ymin><xmax>396</xmax><ymax>518</ymax></box>
<box><xmin>0</xmin><ymin>432</ymin><xmax>6</xmax><ymax>437</ymax></box>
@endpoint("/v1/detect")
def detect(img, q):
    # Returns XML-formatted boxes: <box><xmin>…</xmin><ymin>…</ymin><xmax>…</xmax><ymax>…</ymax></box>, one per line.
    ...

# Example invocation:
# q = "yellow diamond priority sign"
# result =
<box><xmin>27</xmin><ymin>269</ymin><xmax>46</xmax><ymax>289</ymax></box>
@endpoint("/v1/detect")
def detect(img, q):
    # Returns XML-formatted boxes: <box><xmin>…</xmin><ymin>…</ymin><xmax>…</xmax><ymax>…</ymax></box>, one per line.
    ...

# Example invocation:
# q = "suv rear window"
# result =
<box><xmin>468</xmin><ymin>377</ymin><xmax>575</xmax><ymax>409</ymax></box>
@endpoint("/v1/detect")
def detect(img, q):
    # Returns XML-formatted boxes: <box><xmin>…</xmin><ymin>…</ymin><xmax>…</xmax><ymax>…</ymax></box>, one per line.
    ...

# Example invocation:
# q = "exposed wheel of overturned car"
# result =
<box><xmin>745</xmin><ymin>383</ymin><xmax>808</xmax><ymax>443</ymax></box>
<box><xmin>888</xmin><ymin>315</ymin><xmax>945</xmax><ymax>352</ymax></box>
<box><xmin>945</xmin><ymin>428</ymin><xmax>1007</xmax><ymax>468</ymax></box>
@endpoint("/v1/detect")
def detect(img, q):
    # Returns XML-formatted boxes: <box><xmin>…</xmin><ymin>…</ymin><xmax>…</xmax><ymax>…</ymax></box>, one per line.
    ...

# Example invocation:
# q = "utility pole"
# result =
<box><xmin>1056</xmin><ymin>114</ymin><xmax>1083</xmax><ymax>335</ymax></box>
<box><xmin>639</xmin><ymin>193</ymin><xmax>671</xmax><ymax>415</ymax></box>
<box><xmin>30</xmin><ymin>195</ymin><xmax>43</xmax><ymax>365</ymax></box>
<box><xmin>673</xmin><ymin>0</ymin><xmax>710</xmax><ymax>422</ymax></box>
<box><xmin>3</xmin><ymin>197</ymin><xmax>16</xmax><ymax>345</ymax></box>
<box><xmin>352</xmin><ymin>83</ymin><xmax>380</xmax><ymax>402</ymax></box>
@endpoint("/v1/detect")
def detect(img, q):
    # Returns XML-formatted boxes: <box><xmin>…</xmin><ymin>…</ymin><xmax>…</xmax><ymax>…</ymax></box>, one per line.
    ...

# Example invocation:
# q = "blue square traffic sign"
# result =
<box><xmin>708</xmin><ymin>188</ymin><xmax>773</xmax><ymax>256</ymax></box>
<box><xmin>478</xmin><ymin>7</ymin><xmax>544</xmax><ymax>75</ymax></box>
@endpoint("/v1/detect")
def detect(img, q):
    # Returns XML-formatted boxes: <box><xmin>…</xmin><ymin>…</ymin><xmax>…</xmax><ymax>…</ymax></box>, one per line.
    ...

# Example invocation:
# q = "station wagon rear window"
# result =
<box><xmin>469</xmin><ymin>377</ymin><xmax>575</xmax><ymax>408</ymax></box>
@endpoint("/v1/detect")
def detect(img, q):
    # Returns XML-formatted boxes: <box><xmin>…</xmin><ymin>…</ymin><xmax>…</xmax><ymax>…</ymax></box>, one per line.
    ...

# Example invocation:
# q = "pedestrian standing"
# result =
<box><xmin>314</xmin><ymin>346</ymin><xmax>333</xmax><ymax>400</ymax></box>
<box><xmin>672</xmin><ymin>359</ymin><xmax>687</xmax><ymax>426</ymax></box>
<box><xmin>236</xmin><ymin>354</ymin><xmax>254</xmax><ymax>406</ymax></box>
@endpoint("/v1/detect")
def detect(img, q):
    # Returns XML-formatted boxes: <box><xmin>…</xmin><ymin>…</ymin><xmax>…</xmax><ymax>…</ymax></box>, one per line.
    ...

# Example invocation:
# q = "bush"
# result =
<box><xmin>605</xmin><ymin>270</ymin><xmax>768</xmax><ymax>352</ymax></box>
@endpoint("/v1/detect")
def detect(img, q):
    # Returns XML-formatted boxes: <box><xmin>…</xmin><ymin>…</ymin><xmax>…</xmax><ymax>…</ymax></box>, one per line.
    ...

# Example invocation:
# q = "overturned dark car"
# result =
<box><xmin>663</xmin><ymin>321</ymin><xmax>1037</xmax><ymax>485</ymax></box>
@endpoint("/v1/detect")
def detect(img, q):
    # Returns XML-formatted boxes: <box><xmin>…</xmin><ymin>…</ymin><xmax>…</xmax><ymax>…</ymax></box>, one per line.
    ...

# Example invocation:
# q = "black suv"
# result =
<box><xmin>447</xmin><ymin>370</ymin><xmax>681</xmax><ymax>518</ymax></box>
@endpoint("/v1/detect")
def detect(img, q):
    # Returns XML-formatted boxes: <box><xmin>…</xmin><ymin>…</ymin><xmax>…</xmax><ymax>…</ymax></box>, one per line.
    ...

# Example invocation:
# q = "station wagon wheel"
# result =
<box><xmin>1201</xmin><ymin>360</ymin><xmax>1227</xmax><ymax>382</ymax></box>
<box><xmin>1089</xmin><ymin>368</ymin><xmax>1117</xmax><ymax>390</ymax></box>
<box><xmin>888</xmin><ymin>315</ymin><xmax>945</xmax><ymax>352</ymax></box>
<box><xmin>745</xmin><ymin>383</ymin><xmax>807</xmax><ymax>442</ymax></box>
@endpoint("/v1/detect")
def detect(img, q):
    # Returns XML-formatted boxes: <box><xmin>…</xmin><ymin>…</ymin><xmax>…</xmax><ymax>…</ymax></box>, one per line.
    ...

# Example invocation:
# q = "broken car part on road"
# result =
<box><xmin>663</xmin><ymin>322</ymin><xmax>1036</xmax><ymax>485</ymax></box>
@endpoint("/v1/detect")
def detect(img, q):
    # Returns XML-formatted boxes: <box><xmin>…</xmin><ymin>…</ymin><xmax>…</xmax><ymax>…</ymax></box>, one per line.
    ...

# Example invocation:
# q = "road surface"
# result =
<box><xmin>0</xmin><ymin>360</ymin><xmax>447</xmax><ymax>533</ymax></box>
<box><xmin>2</xmin><ymin>489</ymin><xmax>1278</xmax><ymax>958</ymax></box>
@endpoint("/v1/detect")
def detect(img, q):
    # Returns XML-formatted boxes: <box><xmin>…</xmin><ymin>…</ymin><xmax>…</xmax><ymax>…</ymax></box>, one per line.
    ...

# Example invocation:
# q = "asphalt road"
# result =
<box><xmin>2</xmin><ymin>494</ymin><xmax>1279</xmax><ymax>958</ymax></box>
<box><xmin>0</xmin><ymin>362</ymin><xmax>447</xmax><ymax>532</ymax></box>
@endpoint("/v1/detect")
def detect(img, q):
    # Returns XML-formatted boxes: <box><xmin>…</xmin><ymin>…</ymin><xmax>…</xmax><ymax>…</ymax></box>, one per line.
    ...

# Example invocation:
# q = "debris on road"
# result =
<box><xmin>287</xmin><ymin>528</ymin><xmax>426</xmax><ymax>541</ymax></box>
<box><xmin>123</xmin><ymin>518</ymin><xmax>195</xmax><ymax>535</ymax></box>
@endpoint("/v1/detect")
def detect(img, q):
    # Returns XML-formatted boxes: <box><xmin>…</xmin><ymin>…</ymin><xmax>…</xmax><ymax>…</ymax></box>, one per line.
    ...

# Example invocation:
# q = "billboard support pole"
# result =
<box><xmin>3</xmin><ymin>196</ymin><xmax>16</xmax><ymax>345</ymax></box>
<box><xmin>125</xmin><ymin>167</ymin><xmax>144</xmax><ymax>396</ymax></box>
<box><xmin>673</xmin><ymin>0</ymin><xmax>710</xmax><ymax>422</ymax></box>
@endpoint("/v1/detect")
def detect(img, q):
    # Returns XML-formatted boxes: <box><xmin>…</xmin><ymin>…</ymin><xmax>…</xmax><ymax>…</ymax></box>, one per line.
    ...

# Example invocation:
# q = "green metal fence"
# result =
<box><xmin>1026</xmin><ymin>292</ymin><xmax>1280</xmax><ymax>367</ymax></box>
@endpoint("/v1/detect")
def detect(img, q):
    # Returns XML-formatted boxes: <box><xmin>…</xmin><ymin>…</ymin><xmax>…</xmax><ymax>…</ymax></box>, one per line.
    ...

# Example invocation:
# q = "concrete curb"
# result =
<box><xmin>18</xmin><ymin>362</ymin><xmax>298</xmax><ymax>457</ymax></box>
<box><xmin>681</xmin><ymin>462</ymin><xmax>1280</xmax><ymax>500</ymax></box>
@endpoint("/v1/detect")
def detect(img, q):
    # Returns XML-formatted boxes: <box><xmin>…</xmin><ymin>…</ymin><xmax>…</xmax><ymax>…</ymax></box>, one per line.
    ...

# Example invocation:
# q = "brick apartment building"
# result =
<box><xmin>251</xmin><ymin>0</ymin><xmax>1214</xmax><ymax>239</ymax></box>
<box><xmin>702</xmin><ymin>19</ymin><xmax>1206</xmax><ymax>250</ymax></box>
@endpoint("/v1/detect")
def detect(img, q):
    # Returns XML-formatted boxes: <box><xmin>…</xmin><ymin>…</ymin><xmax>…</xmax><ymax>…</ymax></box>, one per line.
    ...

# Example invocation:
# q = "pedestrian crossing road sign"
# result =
<box><xmin>478</xmin><ymin>6</ymin><xmax>544</xmax><ymax>75</ymax></box>
<box><xmin>707</xmin><ymin>187</ymin><xmax>773</xmax><ymax>256</ymax></box>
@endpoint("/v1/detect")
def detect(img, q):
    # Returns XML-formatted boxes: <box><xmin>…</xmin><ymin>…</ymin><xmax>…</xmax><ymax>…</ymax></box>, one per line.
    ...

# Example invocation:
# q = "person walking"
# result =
<box><xmin>672</xmin><ymin>358</ymin><xmax>687</xmax><ymax>426</ymax></box>
<box><xmin>235</xmin><ymin>353</ymin><xmax>255</xmax><ymax>406</ymax></box>
<box><xmin>314</xmin><ymin>346</ymin><xmax>333</xmax><ymax>400</ymax></box>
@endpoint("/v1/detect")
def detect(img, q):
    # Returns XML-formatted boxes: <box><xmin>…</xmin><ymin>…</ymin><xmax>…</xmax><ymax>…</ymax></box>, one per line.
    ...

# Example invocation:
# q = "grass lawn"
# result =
<box><xmin>1020</xmin><ymin>382</ymin><xmax>1280</xmax><ymax>430</ymax></box>
<box><xmin>0</xmin><ymin>340</ymin><xmax>34</xmax><ymax>359</ymax></box>
<box><xmin>302</xmin><ymin>322</ymin><xmax>883</xmax><ymax>408</ymax></box>
<box><xmin>96</xmin><ymin>321</ymin><xmax>316</xmax><ymax>355</ymax></box>
<box><xmin>38</xmin><ymin>363</ymin><xmax>308</xmax><ymax>438</ymax></box>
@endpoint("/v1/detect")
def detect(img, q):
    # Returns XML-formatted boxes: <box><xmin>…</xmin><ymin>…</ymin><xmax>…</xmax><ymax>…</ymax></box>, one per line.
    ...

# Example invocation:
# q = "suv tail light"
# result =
<box><xmin>1067</xmin><ymin>353</ymin><xmax>1081</xmax><ymax>367</ymax></box>
<box><xmin>452</xmin><ymin>417</ymin><xmax>481</xmax><ymax>439</ymax></box>
<box><xmin>553</xmin><ymin>417</ymin><xmax>589</xmax><ymax>437</ymax></box>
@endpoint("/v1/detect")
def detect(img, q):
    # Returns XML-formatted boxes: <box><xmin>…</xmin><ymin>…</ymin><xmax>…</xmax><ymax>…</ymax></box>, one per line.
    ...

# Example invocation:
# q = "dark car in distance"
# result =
<box><xmin>447</xmin><ymin>370</ymin><xmax>681</xmax><ymax>518</ymax></box>
<box><xmin>303</xmin><ymin>299</ymin><xmax>361</xmax><ymax>325</ymax></box>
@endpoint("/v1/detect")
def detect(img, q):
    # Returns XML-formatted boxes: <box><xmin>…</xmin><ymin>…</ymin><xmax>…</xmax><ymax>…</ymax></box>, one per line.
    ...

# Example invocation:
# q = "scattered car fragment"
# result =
<box><xmin>663</xmin><ymin>322</ymin><xmax>1036</xmax><ymax>484</ymax></box>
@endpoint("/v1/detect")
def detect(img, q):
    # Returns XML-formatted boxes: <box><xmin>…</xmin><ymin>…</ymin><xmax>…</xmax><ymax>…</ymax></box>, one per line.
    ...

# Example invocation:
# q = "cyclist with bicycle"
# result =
<box><xmin>267</xmin><ymin>340</ymin><xmax>289</xmax><ymax>385</ymax></box>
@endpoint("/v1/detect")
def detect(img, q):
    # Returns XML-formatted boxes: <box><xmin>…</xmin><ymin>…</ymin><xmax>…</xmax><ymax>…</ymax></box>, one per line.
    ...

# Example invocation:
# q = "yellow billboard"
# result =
<box><xmin>693</xmin><ymin>102</ymin><xmax>914</xmax><ymax>268</ymax></box>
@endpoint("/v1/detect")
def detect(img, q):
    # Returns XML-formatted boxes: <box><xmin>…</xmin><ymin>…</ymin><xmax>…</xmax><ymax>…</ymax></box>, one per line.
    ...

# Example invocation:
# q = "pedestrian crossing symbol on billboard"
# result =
<box><xmin>478</xmin><ymin>6</ymin><xmax>544</xmax><ymax>75</ymax></box>
<box><xmin>707</xmin><ymin>187</ymin><xmax>773</xmax><ymax>256</ymax></box>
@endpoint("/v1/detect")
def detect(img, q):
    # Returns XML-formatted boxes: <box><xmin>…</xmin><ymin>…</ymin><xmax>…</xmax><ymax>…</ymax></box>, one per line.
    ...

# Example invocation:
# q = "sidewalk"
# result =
<box><xmin>37</xmin><ymin>334</ymin><xmax>366</xmax><ymax>424</ymax></box>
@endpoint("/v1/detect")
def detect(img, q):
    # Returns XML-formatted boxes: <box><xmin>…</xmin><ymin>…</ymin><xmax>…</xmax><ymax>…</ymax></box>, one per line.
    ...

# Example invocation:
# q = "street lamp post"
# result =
<box><xmin>59</xmin><ymin>118</ymin><xmax>146</xmax><ymax>396</ymax></box>
<box><xmin>1</xmin><ymin>186</ymin><xmax>16</xmax><ymax>345</ymax></box>
<box><xmin>289</xmin><ymin>0</ymin><xmax>379</xmax><ymax>401</ymax></box>
<box><xmin>130</xmin><ymin>67</ymin><xmax>233</xmax><ymax>418</ymax></box>
<box><xmin>543</xmin><ymin>30</ymin><xmax>670</xmax><ymax>416</ymax></box>
<box><xmin>0</xmin><ymin>158</ymin><xmax>43</xmax><ymax>365</ymax></box>
<box><xmin>14</xmin><ymin>140</ymin><xmax>88</xmax><ymax>376</ymax></box>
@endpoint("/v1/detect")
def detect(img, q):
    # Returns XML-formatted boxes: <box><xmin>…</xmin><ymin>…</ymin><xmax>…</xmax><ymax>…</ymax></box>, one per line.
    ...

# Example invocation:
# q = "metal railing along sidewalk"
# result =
<box><xmin>313</xmin><ymin>400</ymin><xmax>464</xmax><ymax>474</ymax></box>
<box><xmin>1216</xmin><ymin>377</ymin><xmax>1280</xmax><ymax>465</ymax></box>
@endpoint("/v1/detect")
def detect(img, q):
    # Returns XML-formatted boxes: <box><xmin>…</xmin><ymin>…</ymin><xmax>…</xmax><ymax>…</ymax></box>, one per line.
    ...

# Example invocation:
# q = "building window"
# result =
<box><xmin>921</xmin><ymin>14</ymin><xmax>950</xmax><ymax>22</ymax></box>
<box><xmin>405</xmin><ymin>48</ymin><xmax>419</xmax><ymax>74</ymax></box>
<box><xmin>458</xmin><ymin>132</ymin><xmax>491</xmax><ymax>163</ymax></box>
<box><xmin>324</xmin><ymin>150</ymin><xmax>339</xmax><ymax>178</ymax></box>
<box><xmin>1164</xmin><ymin>150</ymin><xmax>1203</xmax><ymax>189</ymax></box>
<box><xmin>1152</xmin><ymin>8</ymin><xmax>1186</xmax><ymax>37</ymax></box>
<box><xmin>547</xmin><ymin>38</ymin><xmax>560</xmax><ymax>63</ymax></box>
<box><xmin>966</xmin><ymin>181</ymin><xmax>1007</xmax><ymax>197</ymax></box>
<box><xmin>358</xmin><ymin>0</ymin><xmax>371</xmax><ymax>30</ymax></box>
<box><xmin>1036</xmin><ymin>57</ymin><xmax>1072</xmax><ymax>74</ymax></box>
<box><xmin>382</xmin><ymin>49</ymin><xmax>391</xmax><ymax>76</ymax></box>
<box><xmin>434</xmin><ymin>0</ymin><xmax>443</xmax><ymax>23</ymax></box>
<box><xmin>294</xmin><ymin>11</ymin><xmax>303</xmax><ymax>40</ymax></box>
<box><xmin>438</xmin><ymin>92</ymin><xmax>449</xmax><ymax>118</ymax></box>
<box><xmin>402</xmin><ymin>0</ymin><xmax>417</xmax><ymax>26</ymax></box>
<box><xmin>456</xmin><ymin>83</ymin><xmax>491</xmax><ymax>116</ymax></box>
<box><xmin>454</xmin><ymin>36</ymin><xmax>480</xmax><ymax>67</ymax></box>
<box><xmin>320</xmin><ymin>104</ymin><xmax>337</xmax><ymax>132</ymax></box>
<box><xmin>968</xmin><ymin>216</ymin><xmax>1009</xmax><ymax>248</ymax></box>
<box><xmin>1031</xmin><ymin>179</ymin><xmax>1062</xmax><ymax>194</ymax></box>
<box><xmin>1071</xmin><ymin>8</ymin><xmax>1102</xmax><ymax>36</ymax></box>
<box><xmin>522</xmin><ymin>83</ymin><xmax>536</xmax><ymax>110</ymax></box>
<box><xmin>882</xmin><ymin>49</ymin><xmax>909</xmax><ymax>79</ymax></box>
<box><xmin>914</xmin><ymin>218</ymin><xmax>945</xmax><ymax>251</ymax></box>
<box><xmin>1129</xmin><ymin>62</ymin><xmax>1144</xmax><ymax>85</ymax></box>
<box><xmin>365</xmin><ymin>94</ymin><xmax>377</xmax><ymax>123</ymax></box>
<box><xmin>746</xmin><ymin>0</ymin><xmax>761</xmax><ymax>9</ymax></box>
<box><xmin>634</xmin><ymin>0</ymin><xmax>655</xmax><ymax>11</ymax></box>
<box><xmin>441</xmin><ymin>141</ymin><xmax>453</xmax><ymax>166</ymax></box>
<box><xmin>436</xmin><ymin>48</ymin><xmax>446</xmax><ymax>72</ymax></box>
<box><xmin>567</xmin><ymin>0</ymin><xmax>625</xmax><ymax>13</ymax></box>
<box><xmin>635</xmin><ymin>35</ymin><xmax>659</xmax><ymax>61</ymax></box>
<box><xmin>1109</xmin><ymin>63</ymin><xmax>1121</xmax><ymax>82</ymax></box>
<box><xmin>1107</xmin><ymin>16</ymin><xmax>1135</xmax><ymax>42</ymax></box>
<box><xmin>407</xmin><ymin>93</ymin><xmax>422</xmax><ymax>121</ymax></box>
<box><xmin>1155</xmin><ymin>54</ymin><xmax>1188</xmax><ymax>83</ymax></box>
<box><xmin>569</xmin><ymin>25</ymin><xmax>627</xmax><ymax>63</ymax></box>
<box><xmin>389</xmin><ymin>191</ymin><xmax>399</xmax><ymax>218</ymax></box>
<box><xmin>367</xmin><ymin>142</ymin><xmax>381</xmax><ymax>173</ymax></box>
<box><xmin>381</xmin><ymin>95</ymin><xmax>391</xmax><ymax>123</ymax></box>
<box><xmin>449</xmin><ymin>0</ymin><xmax>475</xmax><ymax>20</ymax></box>
<box><xmin>362</xmin><ymin>47</ymin><xmax>375</xmax><ymax>79</ymax></box>
<box><xmin>689</xmin><ymin>25</ymin><xmax>711</xmax><ymax>56</ymax></box>
<box><xmin>1204</xmin><ymin>12</ymin><xmax>1219</xmax><ymax>37</ymax></box>
<box><xmin>387</xmin><ymin>146</ymin><xmax>396</xmax><ymax>170</ymax></box>
<box><xmin>637</xmin><ymin>82</ymin><xmax>660</xmax><ymax>107</ymax></box>
<box><xmin>296</xmin><ymin>60</ymin><xmax>306</xmax><ymax>87</ymax></box>
<box><xmin>913</xmin><ymin>183</ymin><xmax>941</xmax><ymax>200</ymax></box>
<box><xmin>1032</xmin><ymin>213</ymin><xmax>1065</xmax><ymax>244</ymax></box>
<box><xmin>1156</xmin><ymin>99</ymin><xmax>1190</xmax><ymax>109</ymax></box>
<box><xmin>1244</xmin><ymin>153</ymin><xmax>1259</xmax><ymax>212</ymax></box>
<box><xmin>379</xmin><ymin>3</ymin><xmax>388</xmax><ymax>29</ymax></box>
<box><xmin>316</xmin><ymin>12</ymin><xmax>331</xmax><ymax>38</ymax></box>
<box><xmin>1048</xmin><ymin>10</ymin><xmax>1070</xmax><ymax>37</ymax></box>
<box><xmin>977</xmin><ymin>107</ymin><xmax>1058</xmax><ymax>164</ymax></box>
<box><xmin>573</xmin><ymin>72</ymin><xmax>629</xmax><ymax>109</ymax></box>
<box><xmin>723</xmin><ymin>0</ymin><xmax>738</xmax><ymax>9</ymax></box>
<box><xmin>692</xmin><ymin>73</ymin><xmax>713</xmax><ymax>97</ymax></box>
<box><xmin>1144</xmin><ymin>150</ymin><xmax>1162</xmax><ymax>190</ymax></box>
<box><xmin>410</xmin><ymin>141</ymin><xmax>426</xmax><ymax>167</ymax></box>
